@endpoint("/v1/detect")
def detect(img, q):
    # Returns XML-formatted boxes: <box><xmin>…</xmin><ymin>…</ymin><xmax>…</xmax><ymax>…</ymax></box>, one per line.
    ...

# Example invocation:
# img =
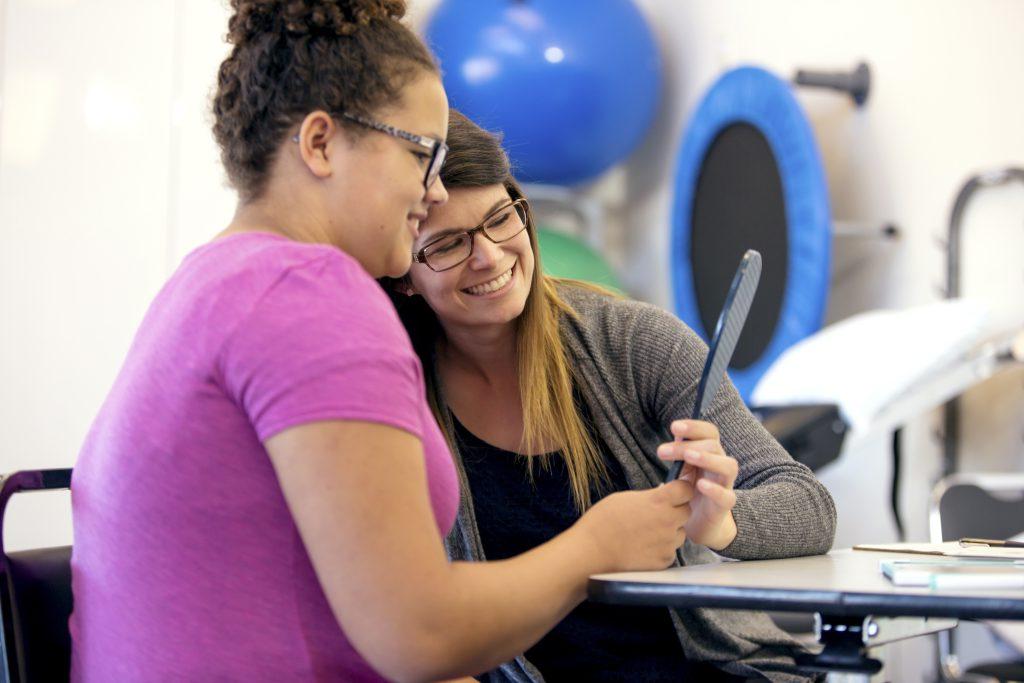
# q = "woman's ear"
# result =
<box><xmin>398</xmin><ymin>279</ymin><xmax>417</xmax><ymax>296</ymax></box>
<box><xmin>294</xmin><ymin>111</ymin><xmax>337</xmax><ymax>179</ymax></box>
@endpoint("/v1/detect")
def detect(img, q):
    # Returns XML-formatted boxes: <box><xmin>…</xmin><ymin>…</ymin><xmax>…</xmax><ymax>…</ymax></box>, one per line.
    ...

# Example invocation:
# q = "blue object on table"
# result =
<box><xmin>670</xmin><ymin>66</ymin><xmax>831</xmax><ymax>402</ymax></box>
<box><xmin>425</xmin><ymin>0</ymin><xmax>662</xmax><ymax>186</ymax></box>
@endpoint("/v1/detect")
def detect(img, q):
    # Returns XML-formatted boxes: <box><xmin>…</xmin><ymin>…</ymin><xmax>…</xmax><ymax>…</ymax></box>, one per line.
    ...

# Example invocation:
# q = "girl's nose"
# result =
<box><xmin>425</xmin><ymin>177</ymin><xmax>448</xmax><ymax>206</ymax></box>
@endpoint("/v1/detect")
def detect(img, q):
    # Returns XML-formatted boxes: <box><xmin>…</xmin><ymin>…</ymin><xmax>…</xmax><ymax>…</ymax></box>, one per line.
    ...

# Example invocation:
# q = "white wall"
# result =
<box><xmin>0</xmin><ymin>0</ymin><xmax>234</xmax><ymax>551</ymax></box>
<box><xmin>1</xmin><ymin>1</ymin><xmax>1022</xmax><ymax>679</ymax></box>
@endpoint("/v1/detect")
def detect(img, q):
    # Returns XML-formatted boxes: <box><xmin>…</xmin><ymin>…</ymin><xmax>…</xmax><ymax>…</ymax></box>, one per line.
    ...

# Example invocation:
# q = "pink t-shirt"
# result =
<box><xmin>70</xmin><ymin>232</ymin><xmax>459</xmax><ymax>681</ymax></box>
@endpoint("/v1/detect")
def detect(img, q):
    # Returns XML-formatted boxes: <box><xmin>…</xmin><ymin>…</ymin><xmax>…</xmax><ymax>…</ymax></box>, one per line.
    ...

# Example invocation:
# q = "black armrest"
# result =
<box><xmin>0</xmin><ymin>469</ymin><xmax>73</xmax><ymax>568</ymax></box>
<box><xmin>750</xmin><ymin>404</ymin><xmax>847</xmax><ymax>472</ymax></box>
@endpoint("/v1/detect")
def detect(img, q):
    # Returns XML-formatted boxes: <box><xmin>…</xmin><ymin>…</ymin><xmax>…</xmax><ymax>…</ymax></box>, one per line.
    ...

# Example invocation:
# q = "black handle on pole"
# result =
<box><xmin>794</xmin><ymin>61</ymin><xmax>871</xmax><ymax>107</ymax></box>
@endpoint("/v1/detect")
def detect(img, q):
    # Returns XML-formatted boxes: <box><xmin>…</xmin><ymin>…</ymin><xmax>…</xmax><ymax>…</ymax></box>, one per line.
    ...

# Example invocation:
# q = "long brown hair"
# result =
<box><xmin>212</xmin><ymin>0</ymin><xmax>436</xmax><ymax>201</ymax></box>
<box><xmin>388</xmin><ymin>111</ymin><xmax>609</xmax><ymax>511</ymax></box>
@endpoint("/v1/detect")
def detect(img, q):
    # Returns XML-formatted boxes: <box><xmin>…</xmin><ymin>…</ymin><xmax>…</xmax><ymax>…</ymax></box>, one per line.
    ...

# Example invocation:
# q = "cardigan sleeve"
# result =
<box><xmin>625</xmin><ymin>301</ymin><xmax>837</xmax><ymax>560</ymax></box>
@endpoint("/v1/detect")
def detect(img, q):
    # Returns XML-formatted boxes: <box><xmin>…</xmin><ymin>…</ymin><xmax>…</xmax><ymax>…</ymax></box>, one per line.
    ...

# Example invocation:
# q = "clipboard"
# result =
<box><xmin>854</xmin><ymin>541</ymin><xmax>1024</xmax><ymax>561</ymax></box>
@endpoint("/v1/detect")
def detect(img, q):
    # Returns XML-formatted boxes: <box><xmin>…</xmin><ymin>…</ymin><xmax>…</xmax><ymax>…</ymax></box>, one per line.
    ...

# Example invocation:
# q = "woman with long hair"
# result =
<box><xmin>69</xmin><ymin>3</ymin><xmax>695</xmax><ymax>681</ymax></box>
<box><xmin>387</xmin><ymin>111</ymin><xmax>837</xmax><ymax>682</ymax></box>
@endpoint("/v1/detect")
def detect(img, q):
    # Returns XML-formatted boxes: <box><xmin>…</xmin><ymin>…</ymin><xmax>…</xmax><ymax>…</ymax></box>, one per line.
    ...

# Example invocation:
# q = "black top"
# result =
<box><xmin>455</xmin><ymin>416</ymin><xmax>745</xmax><ymax>682</ymax></box>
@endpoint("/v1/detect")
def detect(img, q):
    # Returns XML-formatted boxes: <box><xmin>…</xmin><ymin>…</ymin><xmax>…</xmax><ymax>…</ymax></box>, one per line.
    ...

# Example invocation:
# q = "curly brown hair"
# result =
<box><xmin>212</xmin><ymin>0</ymin><xmax>438</xmax><ymax>201</ymax></box>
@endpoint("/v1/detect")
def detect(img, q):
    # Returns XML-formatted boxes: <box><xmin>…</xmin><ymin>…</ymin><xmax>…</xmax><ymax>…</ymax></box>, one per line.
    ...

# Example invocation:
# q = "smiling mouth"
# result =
<box><xmin>463</xmin><ymin>264</ymin><xmax>515</xmax><ymax>296</ymax></box>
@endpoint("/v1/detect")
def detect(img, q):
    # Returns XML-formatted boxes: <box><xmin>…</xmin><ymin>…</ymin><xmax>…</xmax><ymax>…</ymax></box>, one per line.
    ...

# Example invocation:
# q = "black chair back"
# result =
<box><xmin>0</xmin><ymin>469</ymin><xmax>73</xmax><ymax>683</ymax></box>
<box><xmin>929</xmin><ymin>473</ymin><xmax>1024</xmax><ymax>682</ymax></box>
<box><xmin>937</xmin><ymin>481</ymin><xmax>1024</xmax><ymax>542</ymax></box>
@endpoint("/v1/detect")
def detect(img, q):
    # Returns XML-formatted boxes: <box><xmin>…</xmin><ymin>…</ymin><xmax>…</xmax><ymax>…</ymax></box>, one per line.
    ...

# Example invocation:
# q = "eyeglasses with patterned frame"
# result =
<box><xmin>411</xmin><ymin>198</ymin><xmax>530</xmax><ymax>272</ymax></box>
<box><xmin>291</xmin><ymin>112</ymin><xmax>448</xmax><ymax>190</ymax></box>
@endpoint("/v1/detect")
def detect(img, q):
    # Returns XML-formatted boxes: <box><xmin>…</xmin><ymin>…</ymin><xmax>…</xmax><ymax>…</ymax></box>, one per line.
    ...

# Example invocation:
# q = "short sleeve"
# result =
<box><xmin>218</xmin><ymin>254</ymin><xmax>428</xmax><ymax>443</ymax></box>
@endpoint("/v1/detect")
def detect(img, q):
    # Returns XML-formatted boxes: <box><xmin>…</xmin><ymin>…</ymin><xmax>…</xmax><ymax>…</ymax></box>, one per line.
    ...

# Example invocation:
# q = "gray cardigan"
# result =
<box><xmin>442</xmin><ymin>285</ymin><xmax>836</xmax><ymax>683</ymax></box>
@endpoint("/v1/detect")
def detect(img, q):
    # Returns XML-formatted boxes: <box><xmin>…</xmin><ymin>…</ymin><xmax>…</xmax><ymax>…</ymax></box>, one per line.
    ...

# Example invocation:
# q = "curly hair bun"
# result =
<box><xmin>214</xmin><ymin>0</ymin><xmax>434</xmax><ymax>200</ymax></box>
<box><xmin>227</xmin><ymin>0</ymin><xmax>408</xmax><ymax>44</ymax></box>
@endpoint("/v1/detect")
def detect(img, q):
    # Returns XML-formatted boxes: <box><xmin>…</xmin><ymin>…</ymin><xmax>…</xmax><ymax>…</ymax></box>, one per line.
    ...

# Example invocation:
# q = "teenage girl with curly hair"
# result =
<box><xmin>69</xmin><ymin>3</ymin><xmax>696</xmax><ymax>681</ymax></box>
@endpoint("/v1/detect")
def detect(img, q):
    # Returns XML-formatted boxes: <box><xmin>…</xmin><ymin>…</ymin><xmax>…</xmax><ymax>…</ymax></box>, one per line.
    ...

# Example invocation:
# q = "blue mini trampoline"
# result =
<box><xmin>671</xmin><ymin>66</ymin><xmax>832</xmax><ymax>402</ymax></box>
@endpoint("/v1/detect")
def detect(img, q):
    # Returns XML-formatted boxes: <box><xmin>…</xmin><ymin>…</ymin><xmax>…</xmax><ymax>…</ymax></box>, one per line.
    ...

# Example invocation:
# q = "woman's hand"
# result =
<box><xmin>657</xmin><ymin>419</ymin><xmax>738</xmax><ymax>550</ymax></box>
<box><xmin>574</xmin><ymin>479</ymin><xmax>694</xmax><ymax>573</ymax></box>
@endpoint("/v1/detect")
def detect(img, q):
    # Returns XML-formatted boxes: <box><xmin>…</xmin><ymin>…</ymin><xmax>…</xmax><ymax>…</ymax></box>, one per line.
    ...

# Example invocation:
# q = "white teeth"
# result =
<box><xmin>465</xmin><ymin>266</ymin><xmax>513</xmax><ymax>295</ymax></box>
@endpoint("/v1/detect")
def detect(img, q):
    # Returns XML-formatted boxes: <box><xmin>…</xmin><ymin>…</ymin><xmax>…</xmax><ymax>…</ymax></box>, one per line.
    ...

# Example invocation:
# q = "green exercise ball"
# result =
<box><xmin>536</xmin><ymin>226</ymin><xmax>623</xmax><ymax>293</ymax></box>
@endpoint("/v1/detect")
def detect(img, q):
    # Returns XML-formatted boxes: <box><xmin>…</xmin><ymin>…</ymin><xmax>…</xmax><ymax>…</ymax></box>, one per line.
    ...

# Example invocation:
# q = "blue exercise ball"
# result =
<box><xmin>425</xmin><ymin>0</ymin><xmax>662</xmax><ymax>186</ymax></box>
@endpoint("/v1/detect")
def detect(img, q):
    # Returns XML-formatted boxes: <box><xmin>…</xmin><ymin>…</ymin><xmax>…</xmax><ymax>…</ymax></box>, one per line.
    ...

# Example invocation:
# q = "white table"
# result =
<box><xmin>589</xmin><ymin>549</ymin><xmax>1024</xmax><ymax>679</ymax></box>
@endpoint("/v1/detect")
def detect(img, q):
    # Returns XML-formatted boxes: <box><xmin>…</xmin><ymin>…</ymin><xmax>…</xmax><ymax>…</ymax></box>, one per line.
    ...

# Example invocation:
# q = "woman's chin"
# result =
<box><xmin>383</xmin><ymin>257</ymin><xmax>412</xmax><ymax>280</ymax></box>
<box><xmin>457</xmin><ymin>295</ymin><xmax>529</xmax><ymax>327</ymax></box>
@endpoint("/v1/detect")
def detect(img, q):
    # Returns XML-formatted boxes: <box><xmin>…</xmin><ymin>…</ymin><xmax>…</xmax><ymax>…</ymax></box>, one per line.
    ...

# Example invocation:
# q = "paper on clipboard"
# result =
<box><xmin>854</xmin><ymin>541</ymin><xmax>1024</xmax><ymax>561</ymax></box>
